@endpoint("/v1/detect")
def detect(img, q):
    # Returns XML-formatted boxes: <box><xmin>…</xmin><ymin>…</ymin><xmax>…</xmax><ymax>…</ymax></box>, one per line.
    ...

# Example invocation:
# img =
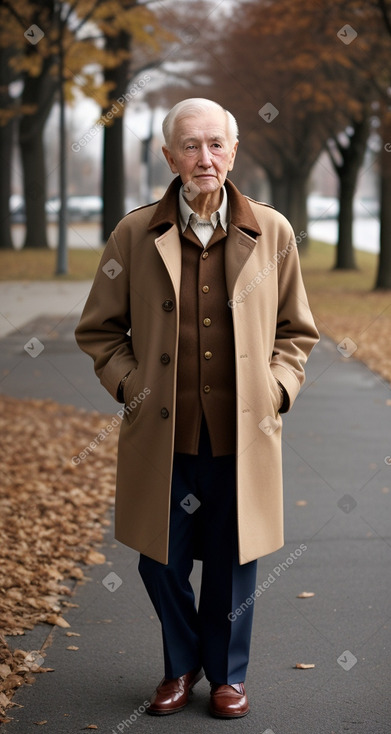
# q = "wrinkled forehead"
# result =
<box><xmin>173</xmin><ymin>109</ymin><xmax>230</xmax><ymax>144</ymax></box>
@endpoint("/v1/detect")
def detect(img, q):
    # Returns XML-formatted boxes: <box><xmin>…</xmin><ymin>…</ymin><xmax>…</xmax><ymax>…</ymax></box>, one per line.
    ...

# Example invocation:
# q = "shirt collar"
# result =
<box><xmin>147</xmin><ymin>176</ymin><xmax>262</xmax><ymax>238</ymax></box>
<box><xmin>178</xmin><ymin>184</ymin><xmax>228</xmax><ymax>233</ymax></box>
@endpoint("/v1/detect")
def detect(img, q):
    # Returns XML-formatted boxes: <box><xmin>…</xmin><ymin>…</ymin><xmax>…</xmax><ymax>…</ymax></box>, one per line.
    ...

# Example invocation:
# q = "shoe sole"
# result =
<box><xmin>147</xmin><ymin>705</ymin><xmax>187</xmax><ymax>716</ymax></box>
<box><xmin>147</xmin><ymin>669</ymin><xmax>204</xmax><ymax>716</ymax></box>
<box><xmin>210</xmin><ymin>708</ymin><xmax>250</xmax><ymax>719</ymax></box>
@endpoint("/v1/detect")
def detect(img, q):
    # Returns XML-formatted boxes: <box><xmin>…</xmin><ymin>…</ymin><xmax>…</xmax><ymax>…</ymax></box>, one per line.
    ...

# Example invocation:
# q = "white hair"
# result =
<box><xmin>162</xmin><ymin>98</ymin><xmax>239</xmax><ymax>148</ymax></box>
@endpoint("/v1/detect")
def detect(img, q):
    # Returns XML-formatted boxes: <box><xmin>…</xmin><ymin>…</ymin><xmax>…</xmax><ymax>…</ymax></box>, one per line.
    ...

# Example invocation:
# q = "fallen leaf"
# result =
<box><xmin>295</xmin><ymin>663</ymin><xmax>315</xmax><ymax>669</ymax></box>
<box><xmin>69</xmin><ymin>567</ymin><xmax>84</xmax><ymax>580</ymax></box>
<box><xmin>0</xmin><ymin>692</ymin><xmax>10</xmax><ymax>707</ymax></box>
<box><xmin>66</xmin><ymin>646</ymin><xmax>79</xmax><ymax>651</ymax></box>
<box><xmin>85</xmin><ymin>550</ymin><xmax>106</xmax><ymax>565</ymax></box>
<box><xmin>84</xmin><ymin>726</ymin><xmax>98</xmax><ymax>730</ymax></box>
<box><xmin>2</xmin><ymin>674</ymin><xmax>24</xmax><ymax>690</ymax></box>
<box><xmin>66</xmin><ymin>632</ymin><xmax>81</xmax><ymax>637</ymax></box>
<box><xmin>33</xmin><ymin>721</ymin><xmax>48</xmax><ymax>726</ymax></box>
<box><xmin>23</xmin><ymin>673</ymin><xmax>35</xmax><ymax>685</ymax></box>
<box><xmin>46</xmin><ymin>615</ymin><xmax>70</xmax><ymax>629</ymax></box>
<box><xmin>0</xmin><ymin>395</ymin><xmax>116</xmax><ymax>715</ymax></box>
<box><xmin>0</xmin><ymin>664</ymin><xmax>12</xmax><ymax>679</ymax></box>
<box><xmin>296</xmin><ymin>592</ymin><xmax>315</xmax><ymax>598</ymax></box>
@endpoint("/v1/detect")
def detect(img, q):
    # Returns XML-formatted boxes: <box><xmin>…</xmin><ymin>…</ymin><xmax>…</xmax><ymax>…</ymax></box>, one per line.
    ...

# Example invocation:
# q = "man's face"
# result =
<box><xmin>162</xmin><ymin>107</ymin><xmax>238</xmax><ymax>199</ymax></box>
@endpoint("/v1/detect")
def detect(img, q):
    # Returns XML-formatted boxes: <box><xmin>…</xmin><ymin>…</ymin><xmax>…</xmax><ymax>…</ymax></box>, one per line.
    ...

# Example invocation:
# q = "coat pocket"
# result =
<box><xmin>268</xmin><ymin>369</ymin><xmax>282</xmax><ymax>415</ymax></box>
<box><xmin>123</xmin><ymin>368</ymin><xmax>144</xmax><ymax>426</ymax></box>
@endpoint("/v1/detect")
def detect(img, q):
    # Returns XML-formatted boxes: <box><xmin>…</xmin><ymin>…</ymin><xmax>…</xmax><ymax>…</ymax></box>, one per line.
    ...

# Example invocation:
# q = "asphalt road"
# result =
<box><xmin>1</xmin><ymin>302</ymin><xmax>391</xmax><ymax>734</ymax></box>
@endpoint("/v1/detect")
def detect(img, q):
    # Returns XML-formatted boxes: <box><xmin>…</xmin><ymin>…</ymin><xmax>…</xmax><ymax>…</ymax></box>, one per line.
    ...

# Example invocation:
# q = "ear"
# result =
<box><xmin>227</xmin><ymin>141</ymin><xmax>239</xmax><ymax>172</ymax></box>
<box><xmin>162</xmin><ymin>145</ymin><xmax>179</xmax><ymax>174</ymax></box>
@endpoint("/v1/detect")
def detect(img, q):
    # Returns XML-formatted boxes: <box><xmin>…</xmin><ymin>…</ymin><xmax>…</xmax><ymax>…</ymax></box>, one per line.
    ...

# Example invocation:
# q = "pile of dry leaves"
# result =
<box><xmin>0</xmin><ymin>395</ymin><xmax>118</xmax><ymax>724</ymax></box>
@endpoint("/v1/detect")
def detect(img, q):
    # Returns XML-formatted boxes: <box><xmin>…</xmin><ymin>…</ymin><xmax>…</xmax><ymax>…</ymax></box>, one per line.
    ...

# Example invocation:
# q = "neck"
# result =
<box><xmin>188</xmin><ymin>190</ymin><xmax>223</xmax><ymax>219</ymax></box>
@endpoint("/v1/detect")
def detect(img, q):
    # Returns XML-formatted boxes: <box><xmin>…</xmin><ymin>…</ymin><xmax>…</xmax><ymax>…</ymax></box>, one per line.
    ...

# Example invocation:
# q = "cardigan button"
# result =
<box><xmin>204</xmin><ymin>351</ymin><xmax>212</xmax><ymax>360</ymax></box>
<box><xmin>203</xmin><ymin>317</ymin><xmax>211</xmax><ymax>327</ymax></box>
<box><xmin>203</xmin><ymin>385</ymin><xmax>211</xmax><ymax>393</ymax></box>
<box><xmin>160</xmin><ymin>353</ymin><xmax>170</xmax><ymax>365</ymax></box>
<box><xmin>160</xmin><ymin>407</ymin><xmax>169</xmax><ymax>419</ymax></box>
<box><xmin>201</xmin><ymin>251</ymin><xmax>209</xmax><ymax>259</ymax></box>
<box><xmin>201</xmin><ymin>285</ymin><xmax>209</xmax><ymax>293</ymax></box>
<box><xmin>162</xmin><ymin>299</ymin><xmax>174</xmax><ymax>311</ymax></box>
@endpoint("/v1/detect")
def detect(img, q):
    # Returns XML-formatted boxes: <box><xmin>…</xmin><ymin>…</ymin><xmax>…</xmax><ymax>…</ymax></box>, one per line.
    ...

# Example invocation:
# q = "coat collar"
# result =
<box><xmin>147</xmin><ymin>176</ymin><xmax>262</xmax><ymax>238</ymax></box>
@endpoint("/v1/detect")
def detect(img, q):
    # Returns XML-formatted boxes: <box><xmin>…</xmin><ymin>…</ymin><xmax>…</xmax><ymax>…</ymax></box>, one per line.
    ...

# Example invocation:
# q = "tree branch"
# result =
<box><xmin>378</xmin><ymin>0</ymin><xmax>391</xmax><ymax>36</ymax></box>
<box><xmin>1</xmin><ymin>1</ymin><xmax>27</xmax><ymax>30</ymax></box>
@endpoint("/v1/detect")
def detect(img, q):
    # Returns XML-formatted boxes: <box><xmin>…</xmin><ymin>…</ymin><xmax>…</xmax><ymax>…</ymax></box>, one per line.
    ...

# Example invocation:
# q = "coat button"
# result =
<box><xmin>201</xmin><ymin>251</ymin><xmax>209</xmax><ymax>259</ymax></box>
<box><xmin>203</xmin><ymin>317</ymin><xmax>211</xmax><ymax>327</ymax></box>
<box><xmin>201</xmin><ymin>285</ymin><xmax>209</xmax><ymax>293</ymax></box>
<box><xmin>204</xmin><ymin>351</ymin><xmax>212</xmax><ymax>360</ymax></box>
<box><xmin>160</xmin><ymin>407</ymin><xmax>169</xmax><ymax>419</ymax></box>
<box><xmin>162</xmin><ymin>299</ymin><xmax>174</xmax><ymax>311</ymax></box>
<box><xmin>203</xmin><ymin>385</ymin><xmax>211</xmax><ymax>393</ymax></box>
<box><xmin>160</xmin><ymin>353</ymin><xmax>170</xmax><ymax>365</ymax></box>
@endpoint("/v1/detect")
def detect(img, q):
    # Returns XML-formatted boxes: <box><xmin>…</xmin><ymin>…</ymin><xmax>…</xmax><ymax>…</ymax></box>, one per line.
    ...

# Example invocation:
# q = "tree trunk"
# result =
<box><xmin>269</xmin><ymin>172</ymin><xmax>309</xmax><ymax>250</ymax></box>
<box><xmin>331</xmin><ymin>115</ymin><xmax>370</xmax><ymax>270</ymax></box>
<box><xmin>374</xmin><ymin>112</ymin><xmax>391</xmax><ymax>290</ymax></box>
<box><xmin>101</xmin><ymin>29</ymin><xmax>131</xmax><ymax>243</ymax></box>
<box><xmin>0</xmin><ymin>119</ymin><xmax>14</xmax><ymax>250</ymax></box>
<box><xmin>19</xmin><ymin>122</ymin><xmax>49</xmax><ymax>248</ymax></box>
<box><xmin>334</xmin><ymin>176</ymin><xmax>356</xmax><ymax>269</ymax></box>
<box><xmin>102</xmin><ymin>117</ymin><xmax>125</xmax><ymax>242</ymax></box>
<box><xmin>19</xmin><ymin>14</ymin><xmax>57</xmax><ymax>249</ymax></box>
<box><xmin>287</xmin><ymin>175</ymin><xmax>308</xmax><ymax>249</ymax></box>
<box><xmin>0</xmin><ymin>48</ymin><xmax>15</xmax><ymax>249</ymax></box>
<box><xmin>269</xmin><ymin>176</ymin><xmax>289</xmax><ymax>219</ymax></box>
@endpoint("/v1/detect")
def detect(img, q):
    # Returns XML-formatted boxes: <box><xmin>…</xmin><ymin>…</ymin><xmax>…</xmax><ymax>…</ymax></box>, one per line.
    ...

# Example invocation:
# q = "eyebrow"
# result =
<box><xmin>180</xmin><ymin>134</ymin><xmax>226</xmax><ymax>145</ymax></box>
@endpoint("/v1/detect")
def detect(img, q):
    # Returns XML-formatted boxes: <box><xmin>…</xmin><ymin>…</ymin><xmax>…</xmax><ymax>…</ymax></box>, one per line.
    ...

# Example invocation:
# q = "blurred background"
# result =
<box><xmin>0</xmin><ymin>0</ymin><xmax>390</xmax><ymax>287</ymax></box>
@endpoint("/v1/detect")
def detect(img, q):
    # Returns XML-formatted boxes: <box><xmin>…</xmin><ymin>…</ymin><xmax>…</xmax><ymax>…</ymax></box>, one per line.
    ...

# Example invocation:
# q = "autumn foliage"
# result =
<box><xmin>0</xmin><ymin>395</ymin><xmax>118</xmax><ymax>723</ymax></box>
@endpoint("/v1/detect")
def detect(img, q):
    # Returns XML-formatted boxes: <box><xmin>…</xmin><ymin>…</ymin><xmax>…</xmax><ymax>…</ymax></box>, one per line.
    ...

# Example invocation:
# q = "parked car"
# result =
<box><xmin>11</xmin><ymin>194</ymin><xmax>146</xmax><ymax>223</ymax></box>
<box><xmin>9</xmin><ymin>194</ymin><xmax>25</xmax><ymax>223</ymax></box>
<box><xmin>46</xmin><ymin>196</ymin><xmax>102</xmax><ymax>222</ymax></box>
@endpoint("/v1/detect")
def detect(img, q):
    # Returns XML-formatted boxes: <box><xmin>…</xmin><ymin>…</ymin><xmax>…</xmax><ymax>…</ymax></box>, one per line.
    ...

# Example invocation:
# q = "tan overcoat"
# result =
<box><xmin>75</xmin><ymin>177</ymin><xmax>319</xmax><ymax>565</ymax></box>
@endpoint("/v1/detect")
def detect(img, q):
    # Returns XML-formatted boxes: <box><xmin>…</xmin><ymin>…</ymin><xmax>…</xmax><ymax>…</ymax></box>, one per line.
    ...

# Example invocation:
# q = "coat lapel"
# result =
<box><xmin>223</xmin><ymin>178</ymin><xmax>262</xmax><ymax>297</ymax></box>
<box><xmin>225</xmin><ymin>224</ymin><xmax>257</xmax><ymax>298</ymax></box>
<box><xmin>149</xmin><ymin>175</ymin><xmax>262</xmax><ymax>301</ymax></box>
<box><xmin>154</xmin><ymin>225</ymin><xmax>182</xmax><ymax>303</ymax></box>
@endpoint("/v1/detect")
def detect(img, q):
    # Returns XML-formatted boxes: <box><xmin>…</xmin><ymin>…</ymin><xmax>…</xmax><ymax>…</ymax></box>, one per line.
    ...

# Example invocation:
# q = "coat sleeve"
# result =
<box><xmin>269</xmin><ymin>229</ymin><xmax>319</xmax><ymax>413</ymax></box>
<box><xmin>75</xmin><ymin>227</ymin><xmax>137</xmax><ymax>402</ymax></box>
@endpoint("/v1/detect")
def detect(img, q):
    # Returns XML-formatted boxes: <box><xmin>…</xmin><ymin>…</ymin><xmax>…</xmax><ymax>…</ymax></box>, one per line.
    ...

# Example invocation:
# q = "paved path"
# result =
<box><xmin>1</xmin><ymin>283</ymin><xmax>391</xmax><ymax>734</ymax></box>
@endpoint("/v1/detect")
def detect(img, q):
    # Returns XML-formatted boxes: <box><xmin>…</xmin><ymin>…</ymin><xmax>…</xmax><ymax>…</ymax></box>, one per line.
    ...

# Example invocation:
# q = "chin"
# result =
<box><xmin>196</xmin><ymin>180</ymin><xmax>220</xmax><ymax>192</ymax></box>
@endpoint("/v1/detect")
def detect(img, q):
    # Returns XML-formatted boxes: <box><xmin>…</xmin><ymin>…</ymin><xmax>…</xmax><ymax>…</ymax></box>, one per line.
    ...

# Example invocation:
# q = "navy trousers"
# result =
<box><xmin>138</xmin><ymin>417</ymin><xmax>257</xmax><ymax>684</ymax></box>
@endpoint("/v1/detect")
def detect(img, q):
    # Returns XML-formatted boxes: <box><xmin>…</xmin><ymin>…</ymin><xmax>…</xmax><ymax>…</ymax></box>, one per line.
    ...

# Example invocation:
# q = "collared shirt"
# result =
<box><xmin>178</xmin><ymin>184</ymin><xmax>228</xmax><ymax>247</ymax></box>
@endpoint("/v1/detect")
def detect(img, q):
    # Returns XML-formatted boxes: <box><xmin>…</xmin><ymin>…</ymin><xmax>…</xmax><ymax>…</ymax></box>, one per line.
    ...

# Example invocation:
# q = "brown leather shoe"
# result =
<box><xmin>210</xmin><ymin>682</ymin><xmax>249</xmax><ymax>718</ymax></box>
<box><xmin>147</xmin><ymin>668</ymin><xmax>204</xmax><ymax>715</ymax></box>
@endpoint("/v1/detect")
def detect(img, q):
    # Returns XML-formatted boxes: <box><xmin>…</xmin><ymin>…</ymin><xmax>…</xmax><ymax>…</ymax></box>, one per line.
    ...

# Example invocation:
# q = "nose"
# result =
<box><xmin>198</xmin><ymin>143</ymin><xmax>212</xmax><ymax>168</ymax></box>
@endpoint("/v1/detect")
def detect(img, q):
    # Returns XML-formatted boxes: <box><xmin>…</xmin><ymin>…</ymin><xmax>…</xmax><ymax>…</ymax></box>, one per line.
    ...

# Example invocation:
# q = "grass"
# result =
<box><xmin>299</xmin><ymin>241</ymin><xmax>391</xmax><ymax>385</ymax></box>
<box><xmin>0</xmin><ymin>246</ymin><xmax>104</xmax><ymax>281</ymax></box>
<box><xmin>0</xmin><ymin>239</ymin><xmax>390</xmax><ymax>383</ymax></box>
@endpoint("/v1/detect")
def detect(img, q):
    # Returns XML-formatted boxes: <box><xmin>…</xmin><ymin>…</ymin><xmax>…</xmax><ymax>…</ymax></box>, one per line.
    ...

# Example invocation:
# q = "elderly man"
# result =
<box><xmin>75</xmin><ymin>98</ymin><xmax>319</xmax><ymax>719</ymax></box>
